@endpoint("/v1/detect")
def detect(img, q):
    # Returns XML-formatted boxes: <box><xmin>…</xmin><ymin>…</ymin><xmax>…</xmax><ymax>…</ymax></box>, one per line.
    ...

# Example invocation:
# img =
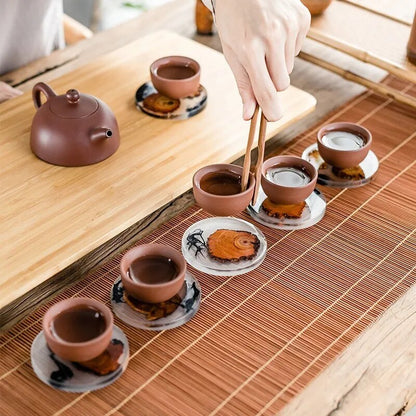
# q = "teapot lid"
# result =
<box><xmin>50</xmin><ymin>89</ymin><xmax>99</xmax><ymax>119</ymax></box>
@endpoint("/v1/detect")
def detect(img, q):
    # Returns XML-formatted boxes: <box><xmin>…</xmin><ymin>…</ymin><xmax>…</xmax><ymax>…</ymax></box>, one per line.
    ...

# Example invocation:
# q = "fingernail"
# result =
<box><xmin>242</xmin><ymin>105</ymin><xmax>252</xmax><ymax>121</ymax></box>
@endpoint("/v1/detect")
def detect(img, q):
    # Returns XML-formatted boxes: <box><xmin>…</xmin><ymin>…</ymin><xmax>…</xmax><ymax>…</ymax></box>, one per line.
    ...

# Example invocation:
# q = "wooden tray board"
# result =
<box><xmin>308</xmin><ymin>1</ymin><xmax>416</xmax><ymax>82</ymax></box>
<box><xmin>0</xmin><ymin>31</ymin><xmax>316</xmax><ymax>309</ymax></box>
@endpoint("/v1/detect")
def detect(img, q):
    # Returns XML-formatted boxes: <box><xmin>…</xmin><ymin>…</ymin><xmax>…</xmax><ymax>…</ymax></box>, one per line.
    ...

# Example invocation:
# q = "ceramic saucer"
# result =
<box><xmin>31</xmin><ymin>325</ymin><xmax>129</xmax><ymax>392</ymax></box>
<box><xmin>135</xmin><ymin>82</ymin><xmax>207</xmax><ymax>119</ymax></box>
<box><xmin>302</xmin><ymin>143</ymin><xmax>379</xmax><ymax>188</ymax></box>
<box><xmin>247</xmin><ymin>186</ymin><xmax>326</xmax><ymax>230</ymax></box>
<box><xmin>111</xmin><ymin>272</ymin><xmax>201</xmax><ymax>330</ymax></box>
<box><xmin>182</xmin><ymin>217</ymin><xmax>267</xmax><ymax>276</ymax></box>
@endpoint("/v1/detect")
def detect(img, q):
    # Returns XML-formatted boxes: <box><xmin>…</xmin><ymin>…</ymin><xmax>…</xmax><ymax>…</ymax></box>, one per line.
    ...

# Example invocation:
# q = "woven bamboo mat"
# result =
<box><xmin>1</xmin><ymin>76</ymin><xmax>415</xmax><ymax>416</ymax></box>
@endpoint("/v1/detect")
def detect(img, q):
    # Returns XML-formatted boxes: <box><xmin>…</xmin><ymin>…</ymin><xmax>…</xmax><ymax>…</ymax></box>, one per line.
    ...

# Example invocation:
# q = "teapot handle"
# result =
<box><xmin>32</xmin><ymin>82</ymin><xmax>57</xmax><ymax>109</ymax></box>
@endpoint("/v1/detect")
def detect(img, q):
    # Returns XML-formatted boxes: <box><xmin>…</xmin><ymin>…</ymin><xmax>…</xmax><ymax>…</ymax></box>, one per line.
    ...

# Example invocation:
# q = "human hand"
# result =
<box><xmin>214</xmin><ymin>0</ymin><xmax>311</xmax><ymax>121</ymax></box>
<box><xmin>0</xmin><ymin>81</ymin><xmax>23</xmax><ymax>103</ymax></box>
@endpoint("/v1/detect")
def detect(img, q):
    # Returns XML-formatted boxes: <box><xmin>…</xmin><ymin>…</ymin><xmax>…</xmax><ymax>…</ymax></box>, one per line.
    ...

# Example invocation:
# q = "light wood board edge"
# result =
<box><xmin>0</xmin><ymin>191</ymin><xmax>195</xmax><ymax>332</ymax></box>
<box><xmin>281</xmin><ymin>283</ymin><xmax>416</xmax><ymax>416</ymax></box>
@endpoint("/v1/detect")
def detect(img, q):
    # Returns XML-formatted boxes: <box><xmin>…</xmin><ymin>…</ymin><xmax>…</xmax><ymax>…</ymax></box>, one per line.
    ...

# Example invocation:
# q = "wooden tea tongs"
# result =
<box><xmin>241</xmin><ymin>104</ymin><xmax>268</xmax><ymax>205</ymax></box>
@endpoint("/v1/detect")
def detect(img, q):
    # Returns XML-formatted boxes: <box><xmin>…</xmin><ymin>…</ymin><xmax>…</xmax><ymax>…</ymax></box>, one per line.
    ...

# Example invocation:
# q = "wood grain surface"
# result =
<box><xmin>0</xmin><ymin>31</ymin><xmax>315</xmax><ymax>310</ymax></box>
<box><xmin>282</xmin><ymin>284</ymin><xmax>416</xmax><ymax>416</ymax></box>
<box><xmin>340</xmin><ymin>0</ymin><xmax>415</xmax><ymax>25</ymax></box>
<box><xmin>309</xmin><ymin>0</ymin><xmax>416</xmax><ymax>82</ymax></box>
<box><xmin>0</xmin><ymin>79</ymin><xmax>415</xmax><ymax>415</ymax></box>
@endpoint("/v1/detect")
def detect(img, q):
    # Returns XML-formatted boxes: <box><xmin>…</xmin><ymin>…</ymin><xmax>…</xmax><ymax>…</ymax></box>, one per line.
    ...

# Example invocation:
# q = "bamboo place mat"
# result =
<box><xmin>1</xmin><ymin>76</ymin><xmax>415</xmax><ymax>416</ymax></box>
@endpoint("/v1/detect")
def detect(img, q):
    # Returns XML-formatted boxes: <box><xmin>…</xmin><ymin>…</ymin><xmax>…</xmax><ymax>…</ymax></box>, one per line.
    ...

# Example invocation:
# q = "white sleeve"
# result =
<box><xmin>201</xmin><ymin>0</ymin><xmax>214</xmax><ymax>12</ymax></box>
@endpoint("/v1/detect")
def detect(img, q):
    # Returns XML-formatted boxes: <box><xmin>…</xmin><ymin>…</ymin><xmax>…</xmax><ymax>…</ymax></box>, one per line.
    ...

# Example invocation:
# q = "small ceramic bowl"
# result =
<box><xmin>261</xmin><ymin>156</ymin><xmax>317</xmax><ymax>204</ymax></box>
<box><xmin>317</xmin><ymin>122</ymin><xmax>372</xmax><ymax>168</ymax></box>
<box><xmin>43</xmin><ymin>298</ymin><xmax>113</xmax><ymax>362</ymax></box>
<box><xmin>300</xmin><ymin>0</ymin><xmax>333</xmax><ymax>15</ymax></box>
<box><xmin>120</xmin><ymin>243</ymin><xmax>186</xmax><ymax>304</ymax></box>
<box><xmin>193</xmin><ymin>164</ymin><xmax>255</xmax><ymax>216</ymax></box>
<box><xmin>150</xmin><ymin>56</ymin><xmax>201</xmax><ymax>99</ymax></box>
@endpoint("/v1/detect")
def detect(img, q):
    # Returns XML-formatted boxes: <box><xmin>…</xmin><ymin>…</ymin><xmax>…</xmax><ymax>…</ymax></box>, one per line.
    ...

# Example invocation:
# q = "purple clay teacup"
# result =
<box><xmin>193</xmin><ymin>164</ymin><xmax>255</xmax><ymax>216</ymax></box>
<box><xmin>43</xmin><ymin>297</ymin><xmax>113</xmax><ymax>362</ymax></box>
<box><xmin>150</xmin><ymin>56</ymin><xmax>201</xmax><ymax>99</ymax></box>
<box><xmin>120</xmin><ymin>243</ymin><xmax>186</xmax><ymax>304</ymax></box>
<box><xmin>261</xmin><ymin>155</ymin><xmax>318</xmax><ymax>205</ymax></box>
<box><xmin>317</xmin><ymin>122</ymin><xmax>372</xmax><ymax>168</ymax></box>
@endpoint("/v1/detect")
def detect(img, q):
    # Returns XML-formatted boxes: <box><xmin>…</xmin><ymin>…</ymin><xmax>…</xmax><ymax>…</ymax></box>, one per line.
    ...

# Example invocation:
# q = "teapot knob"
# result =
<box><xmin>66</xmin><ymin>89</ymin><xmax>80</xmax><ymax>104</ymax></box>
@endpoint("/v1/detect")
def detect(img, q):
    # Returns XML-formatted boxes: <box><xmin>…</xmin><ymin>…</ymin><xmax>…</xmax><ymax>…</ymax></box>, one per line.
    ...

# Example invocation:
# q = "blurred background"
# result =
<box><xmin>63</xmin><ymin>0</ymin><xmax>173</xmax><ymax>32</ymax></box>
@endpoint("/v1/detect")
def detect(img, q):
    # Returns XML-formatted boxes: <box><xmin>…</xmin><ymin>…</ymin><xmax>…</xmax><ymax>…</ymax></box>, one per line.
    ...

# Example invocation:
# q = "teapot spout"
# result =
<box><xmin>90</xmin><ymin>127</ymin><xmax>113</xmax><ymax>142</ymax></box>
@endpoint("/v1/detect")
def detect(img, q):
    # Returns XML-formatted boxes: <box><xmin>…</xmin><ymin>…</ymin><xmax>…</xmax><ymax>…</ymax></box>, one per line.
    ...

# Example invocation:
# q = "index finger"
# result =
<box><xmin>243</xmin><ymin>51</ymin><xmax>283</xmax><ymax>121</ymax></box>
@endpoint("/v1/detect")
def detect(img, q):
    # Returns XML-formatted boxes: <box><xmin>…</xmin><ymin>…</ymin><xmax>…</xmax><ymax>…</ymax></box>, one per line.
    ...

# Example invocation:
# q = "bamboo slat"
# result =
<box><xmin>1</xmin><ymin>77</ymin><xmax>415</xmax><ymax>416</ymax></box>
<box><xmin>308</xmin><ymin>1</ymin><xmax>416</xmax><ymax>83</ymax></box>
<box><xmin>0</xmin><ymin>31</ymin><xmax>316</xmax><ymax>310</ymax></box>
<box><xmin>299</xmin><ymin>51</ymin><xmax>416</xmax><ymax>109</ymax></box>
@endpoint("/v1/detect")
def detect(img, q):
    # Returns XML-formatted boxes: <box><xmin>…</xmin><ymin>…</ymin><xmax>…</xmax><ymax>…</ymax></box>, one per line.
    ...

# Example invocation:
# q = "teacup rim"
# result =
<box><xmin>193</xmin><ymin>163</ymin><xmax>255</xmax><ymax>199</ymax></box>
<box><xmin>120</xmin><ymin>243</ymin><xmax>186</xmax><ymax>289</ymax></box>
<box><xmin>317</xmin><ymin>122</ymin><xmax>372</xmax><ymax>153</ymax></box>
<box><xmin>42</xmin><ymin>297</ymin><xmax>113</xmax><ymax>348</ymax></box>
<box><xmin>261</xmin><ymin>155</ymin><xmax>317</xmax><ymax>190</ymax></box>
<box><xmin>150</xmin><ymin>55</ymin><xmax>201</xmax><ymax>83</ymax></box>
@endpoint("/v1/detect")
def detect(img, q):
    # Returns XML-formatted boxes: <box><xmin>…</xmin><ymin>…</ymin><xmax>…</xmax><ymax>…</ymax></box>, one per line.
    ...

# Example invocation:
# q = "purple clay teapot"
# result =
<box><xmin>30</xmin><ymin>82</ymin><xmax>120</xmax><ymax>166</ymax></box>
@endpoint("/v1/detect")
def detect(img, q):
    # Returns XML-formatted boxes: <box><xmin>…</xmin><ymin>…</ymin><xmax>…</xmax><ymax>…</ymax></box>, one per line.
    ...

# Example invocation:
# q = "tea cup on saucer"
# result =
<box><xmin>193</xmin><ymin>164</ymin><xmax>255</xmax><ymax>216</ymax></box>
<box><xmin>120</xmin><ymin>243</ymin><xmax>186</xmax><ymax>304</ymax></box>
<box><xmin>317</xmin><ymin>122</ymin><xmax>372</xmax><ymax>168</ymax></box>
<box><xmin>150</xmin><ymin>56</ymin><xmax>201</xmax><ymax>99</ymax></box>
<box><xmin>43</xmin><ymin>297</ymin><xmax>114</xmax><ymax>362</ymax></box>
<box><xmin>261</xmin><ymin>156</ymin><xmax>317</xmax><ymax>205</ymax></box>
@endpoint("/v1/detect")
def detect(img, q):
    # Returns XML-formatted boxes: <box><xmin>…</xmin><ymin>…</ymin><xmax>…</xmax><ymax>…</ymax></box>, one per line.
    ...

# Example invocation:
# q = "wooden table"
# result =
<box><xmin>1</xmin><ymin>1</ymin><xmax>415</xmax><ymax>415</ymax></box>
